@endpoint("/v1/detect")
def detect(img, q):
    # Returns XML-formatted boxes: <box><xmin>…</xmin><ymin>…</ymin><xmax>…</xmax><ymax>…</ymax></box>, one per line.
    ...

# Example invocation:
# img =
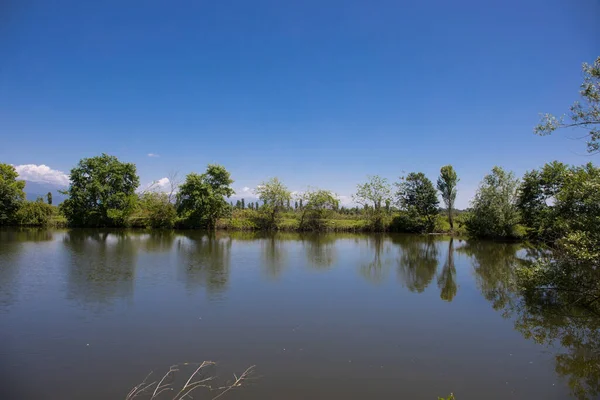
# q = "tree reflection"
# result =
<box><xmin>437</xmin><ymin>238</ymin><xmax>457</xmax><ymax>302</ymax></box>
<box><xmin>0</xmin><ymin>227</ymin><xmax>54</xmax><ymax>242</ymax></box>
<box><xmin>461</xmin><ymin>240</ymin><xmax>600</xmax><ymax>399</ymax></box>
<box><xmin>176</xmin><ymin>232</ymin><xmax>232</xmax><ymax>296</ymax></box>
<box><xmin>394</xmin><ymin>235</ymin><xmax>439</xmax><ymax>292</ymax></box>
<box><xmin>458</xmin><ymin>240</ymin><xmax>521</xmax><ymax>311</ymax></box>
<box><xmin>359</xmin><ymin>234</ymin><xmax>391</xmax><ymax>284</ymax></box>
<box><xmin>261</xmin><ymin>235</ymin><xmax>287</xmax><ymax>279</ymax></box>
<box><xmin>301</xmin><ymin>233</ymin><xmax>337</xmax><ymax>269</ymax></box>
<box><xmin>513</xmin><ymin>301</ymin><xmax>600</xmax><ymax>400</ymax></box>
<box><xmin>63</xmin><ymin>230</ymin><xmax>137</xmax><ymax>310</ymax></box>
<box><xmin>140</xmin><ymin>231</ymin><xmax>177</xmax><ymax>253</ymax></box>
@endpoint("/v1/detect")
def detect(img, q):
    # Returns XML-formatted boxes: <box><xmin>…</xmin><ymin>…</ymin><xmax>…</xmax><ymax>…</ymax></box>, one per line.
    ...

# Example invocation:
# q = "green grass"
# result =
<box><xmin>216</xmin><ymin>213</ymin><xmax>460</xmax><ymax>233</ymax></box>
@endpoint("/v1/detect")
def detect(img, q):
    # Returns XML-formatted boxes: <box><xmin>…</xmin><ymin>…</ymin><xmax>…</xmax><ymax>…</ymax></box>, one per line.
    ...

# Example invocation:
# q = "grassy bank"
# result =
<box><xmin>214</xmin><ymin>209</ymin><xmax>468</xmax><ymax>234</ymax></box>
<box><xmin>9</xmin><ymin>206</ymin><xmax>468</xmax><ymax>235</ymax></box>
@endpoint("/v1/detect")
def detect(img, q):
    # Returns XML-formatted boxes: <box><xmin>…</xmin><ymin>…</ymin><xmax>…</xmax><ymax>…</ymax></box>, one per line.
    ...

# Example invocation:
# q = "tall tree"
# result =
<box><xmin>437</xmin><ymin>165</ymin><xmax>459</xmax><ymax>230</ymax></box>
<box><xmin>0</xmin><ymin>163</ymin><xmax>26</xmax><ymax>225</ymax></box>
<box><xmin>241</xmin><ymin>198</ymin><xmax>245</xmax><ymax>210</ymax></box>
<box><xmin>163</xmin><ymin>170</ymin><xmax>181</xmax><ymax>203</ymax></box>
<box><xmin>177</xmin><ymin>164</ymin><xmax>235</xmax><ymax>229</ymax></box>
<box><xmin>396</xmin><ymin>172</ymin><xmax>439</xmax><ymax>232</ymax></box>
<box><xmin>254</xmin><ymin>177</ymin><xmax>291</xmax><ymax>228</ymax></box>
<box><xmin>466</xmin><ymin>166</ymin><xmax>521</xmax><ymax>239</ymax></box>
<box><xmin>46</xmin><ymin>191</ymin><xmax>53</xmax><ymax>205</ymax></box>
<box><xmin>353</xmin><ymin>175</ymin><xmax>392</xmax><ymax>229</ymax></box>
<box><xmin>60</xmin><ymin>154</ymin><xmax>139</xmax><ymax>227</ymax></box>
<box><xmin>535</xmin><ymin>57</ymin><xmax>600</xmax><ymax>154</ymax></box>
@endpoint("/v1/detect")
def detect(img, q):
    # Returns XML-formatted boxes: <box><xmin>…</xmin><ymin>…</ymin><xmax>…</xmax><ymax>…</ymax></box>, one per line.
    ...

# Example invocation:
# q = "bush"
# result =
<box><xmin>136</xmin><ymin>192</ymin><xmax>177</xmax><ymax>228</ymax></box>
<box><xmin>15</xmin><ymin>201</ymin><xmax>55</xmax><ymax>226</ymax></box>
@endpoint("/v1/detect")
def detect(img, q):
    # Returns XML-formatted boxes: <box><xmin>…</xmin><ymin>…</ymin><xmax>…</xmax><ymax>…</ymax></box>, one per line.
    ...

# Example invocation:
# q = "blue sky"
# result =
<box><xmin>1</xmin><ymin>0</ymin><xmax>599</xmax><ymax>208</ymax></box>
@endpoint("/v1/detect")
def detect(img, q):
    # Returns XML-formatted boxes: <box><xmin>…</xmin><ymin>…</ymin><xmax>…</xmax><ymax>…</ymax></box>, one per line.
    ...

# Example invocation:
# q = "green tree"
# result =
<box><xmin>535</xmin><ymin>57</ymin><xmax>600</xmax><ymax>154</ymax></box>
<box><xmin>0</xmin><ymin>163</ymin><xmax>26</xmax><ymax>225</ymax></box>
<box><xmin>437</xmin><ymin>165</ymin><xmax>459</xmax><ymax>230</ymax></box>
<box><xmin>466</xmin><ymin>166</ymin><xmax>522</xmax><ymax>240</ymax></box>
<box><xmin>241</xmin><ymin>198</ymin><xmax>245</xmax><ymax>210</ymax></box>
<box><xmin>298</xmin><ymin>188</ymin><xmax>339</xmax><ymax>230</ymax></box>
<box><xmin>254</xmin><ymin>177</ymin><xmax>291</xmax><ymax>228</ymax></box>
<box><xmin>396</xmin><ymin>172</ymin><xmax>439</xmax><ymax>232</ymax></box>
<box><xmin>517</xmin><ymin>163</ymin><xmax>600</xmax><ymax>315</ymax></box>
<box><xmin>353</xmin><ymin>175</ymin><xmax>392</xmax><ymax>230</ymax></box>
<box><xmin>60</xmin><ymin>154</ymin><xmax>139</xmax><ymax>227</ymax></box>
<box><xmin>46</xmin><ymin>191</ymin><xmax>53</xmax><ymax>205</ymax></box>
<box><xmin>516</xmin><ymin>161</ymin><xmax>569</xmax><ymax>241</ymax></box>
<box><xmin>177</xmin><ymin>164</ymin><xmax>235</xmax><ymax>229</ymax></box>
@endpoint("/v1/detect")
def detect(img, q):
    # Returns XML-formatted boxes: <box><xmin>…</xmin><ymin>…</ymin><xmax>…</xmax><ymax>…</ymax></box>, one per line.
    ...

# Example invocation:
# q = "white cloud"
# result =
<box><xmin>14</xmin><ymin>164</ymin><xmax>70</xmax><ymax>186</ymax></box>
<box><xmin>140</xmin><ymin>177</ymin><xmax>172</xmax><ymax>193</ymax></box>
<box><xmin>155</xmin><ymin>177</ymin><xmax>170</xmax><ymax>188</ymax></box>
<box><xmin>147</xmin><ymin>153</ymin><xmax>160</xmax><ymax>158</ymax></box>
<box><xmin>242</xmin><ymin>186</ymin><xmax>251</xmax><ymax>193</ymax></box>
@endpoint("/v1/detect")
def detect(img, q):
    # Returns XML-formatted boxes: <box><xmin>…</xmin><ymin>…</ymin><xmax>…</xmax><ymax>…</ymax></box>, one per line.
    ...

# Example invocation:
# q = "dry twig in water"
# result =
<box><xmin>126</xmin><ymin>362</ymin><xmax>255</xmax><ymax>400</ymax></box>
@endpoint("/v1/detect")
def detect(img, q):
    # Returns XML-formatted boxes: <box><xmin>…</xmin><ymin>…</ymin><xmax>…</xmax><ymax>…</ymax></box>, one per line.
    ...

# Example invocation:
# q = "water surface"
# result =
<box><xmin>0</xmin><ymin>229</ymin><xmax>592</xmax><ymax>399</ymax></box>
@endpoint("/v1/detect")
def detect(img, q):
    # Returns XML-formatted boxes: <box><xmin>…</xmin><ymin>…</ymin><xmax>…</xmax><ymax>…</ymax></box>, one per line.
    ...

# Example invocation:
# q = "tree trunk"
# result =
<box><xmin>448</xmin><ymin>208</ymin><xmax>454</xmax><ymax>230</ymax></box>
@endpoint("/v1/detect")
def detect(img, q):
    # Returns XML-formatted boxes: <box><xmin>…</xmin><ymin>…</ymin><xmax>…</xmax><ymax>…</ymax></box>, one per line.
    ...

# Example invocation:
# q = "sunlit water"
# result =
<box><xmin>0</xmin><ymin>229</ymin><xmax>585</xmax><ymax>399</ymax></box>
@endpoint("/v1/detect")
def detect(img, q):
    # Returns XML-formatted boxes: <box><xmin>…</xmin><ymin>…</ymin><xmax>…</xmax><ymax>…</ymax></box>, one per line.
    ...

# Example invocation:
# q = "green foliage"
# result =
<box><xmin>466</xmin><ymin>166</ymin><xmax>522</xmax><ymax>240</ymax></box>
<box><xmin>535</xmin><ymin>57</ymin><xmax>600</xmax><ymax>154</ymax></box>
<box><xmin>46</xmin><ymin>191</ymin><xmax>53</xmax><ymax>205</ymax></box>
<box><xmin>254</xmin><ymin>177</ymin><xmax>291</xmax><ymax>229</ymax></box>
<box><xmin>516</xmin><ymin>162</ymin><xmax>600</xmax><ymax>315</ymax></box>
<box><xmin>177</xmin><ymin>164</ymin><xmax>235</xmax><ymax>229</ymax></box>
<box><xmin>298</xmin><ymin>188</ymin><xmax>339</xmax><ymax>230</ymax></box>
<box><xmin>438</xmin><ymin>394</ymin><xmax>455</xmax><ymax>400</ymax></box>
<box><xmin>517</xmin><ymin>161</ymin><xmax>569</xmax><ymax>241</ymax></box>
<box><xmin>0</xmin><ymin>163</ymin><xmax>26</xmax><ymax>225</ymax></box>
<box><xmin>353</xmin><ymin>175</ymin><xmax>392</xmax><ymax>230</ymax></box>
<box><xmin>137</xmin><ymin>192</ymin><xmax>177</xmax><ymax>228</ymax></box>
<box><xmin>15</xmin><ymin>201</ymin><xmax>55</xmax><ymax>226</ymax></box>
<box><xmin>437</xmin><ymin>165</ymin><xmax>459</xmax><ymax>230</ymax></box>
<box><xmin>60</xmin><ymin>154</ymin><xmax>139</xmax><ymax>227</ymax></box>
<box><xmin>396</xmin><ymin>172</ymin><xmax>439</xmax><ymax>232</ymax></box>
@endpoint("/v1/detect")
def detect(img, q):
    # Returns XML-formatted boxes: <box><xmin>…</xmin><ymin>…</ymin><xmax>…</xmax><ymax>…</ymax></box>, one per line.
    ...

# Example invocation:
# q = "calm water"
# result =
<box><xmin>0</xmin><ymin>229</ymin><xmax>593</xmax><ymax>399</ymax></box>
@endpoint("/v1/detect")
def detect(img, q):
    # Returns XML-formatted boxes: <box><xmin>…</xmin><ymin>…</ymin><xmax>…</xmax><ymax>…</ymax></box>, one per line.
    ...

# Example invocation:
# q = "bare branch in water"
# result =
<box><xmin>126</xmin><ymin>362</ymin><xmax>255</xmax><ymax>400</ymax></box>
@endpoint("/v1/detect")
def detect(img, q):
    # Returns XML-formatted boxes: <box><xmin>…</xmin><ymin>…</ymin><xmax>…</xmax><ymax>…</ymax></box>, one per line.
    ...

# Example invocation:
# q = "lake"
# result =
<box><xmin>0</xmin><ymin>228</ymin><xmax>595</xmax><ymax>399</ymax></box>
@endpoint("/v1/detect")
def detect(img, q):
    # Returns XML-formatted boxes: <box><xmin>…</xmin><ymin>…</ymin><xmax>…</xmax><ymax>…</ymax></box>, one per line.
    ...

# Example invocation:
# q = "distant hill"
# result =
<box><xmin>21</xmin><ymin>180</ymin><xmax>68</xmax><ymax>204</ymax></box>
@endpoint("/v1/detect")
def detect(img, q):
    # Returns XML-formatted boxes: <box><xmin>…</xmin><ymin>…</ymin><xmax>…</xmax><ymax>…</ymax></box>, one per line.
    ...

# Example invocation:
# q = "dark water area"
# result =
<box><xmin>0</xmin><ymin>228</ymin><xmax>596</xmax><ymax>399</ymax></box>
